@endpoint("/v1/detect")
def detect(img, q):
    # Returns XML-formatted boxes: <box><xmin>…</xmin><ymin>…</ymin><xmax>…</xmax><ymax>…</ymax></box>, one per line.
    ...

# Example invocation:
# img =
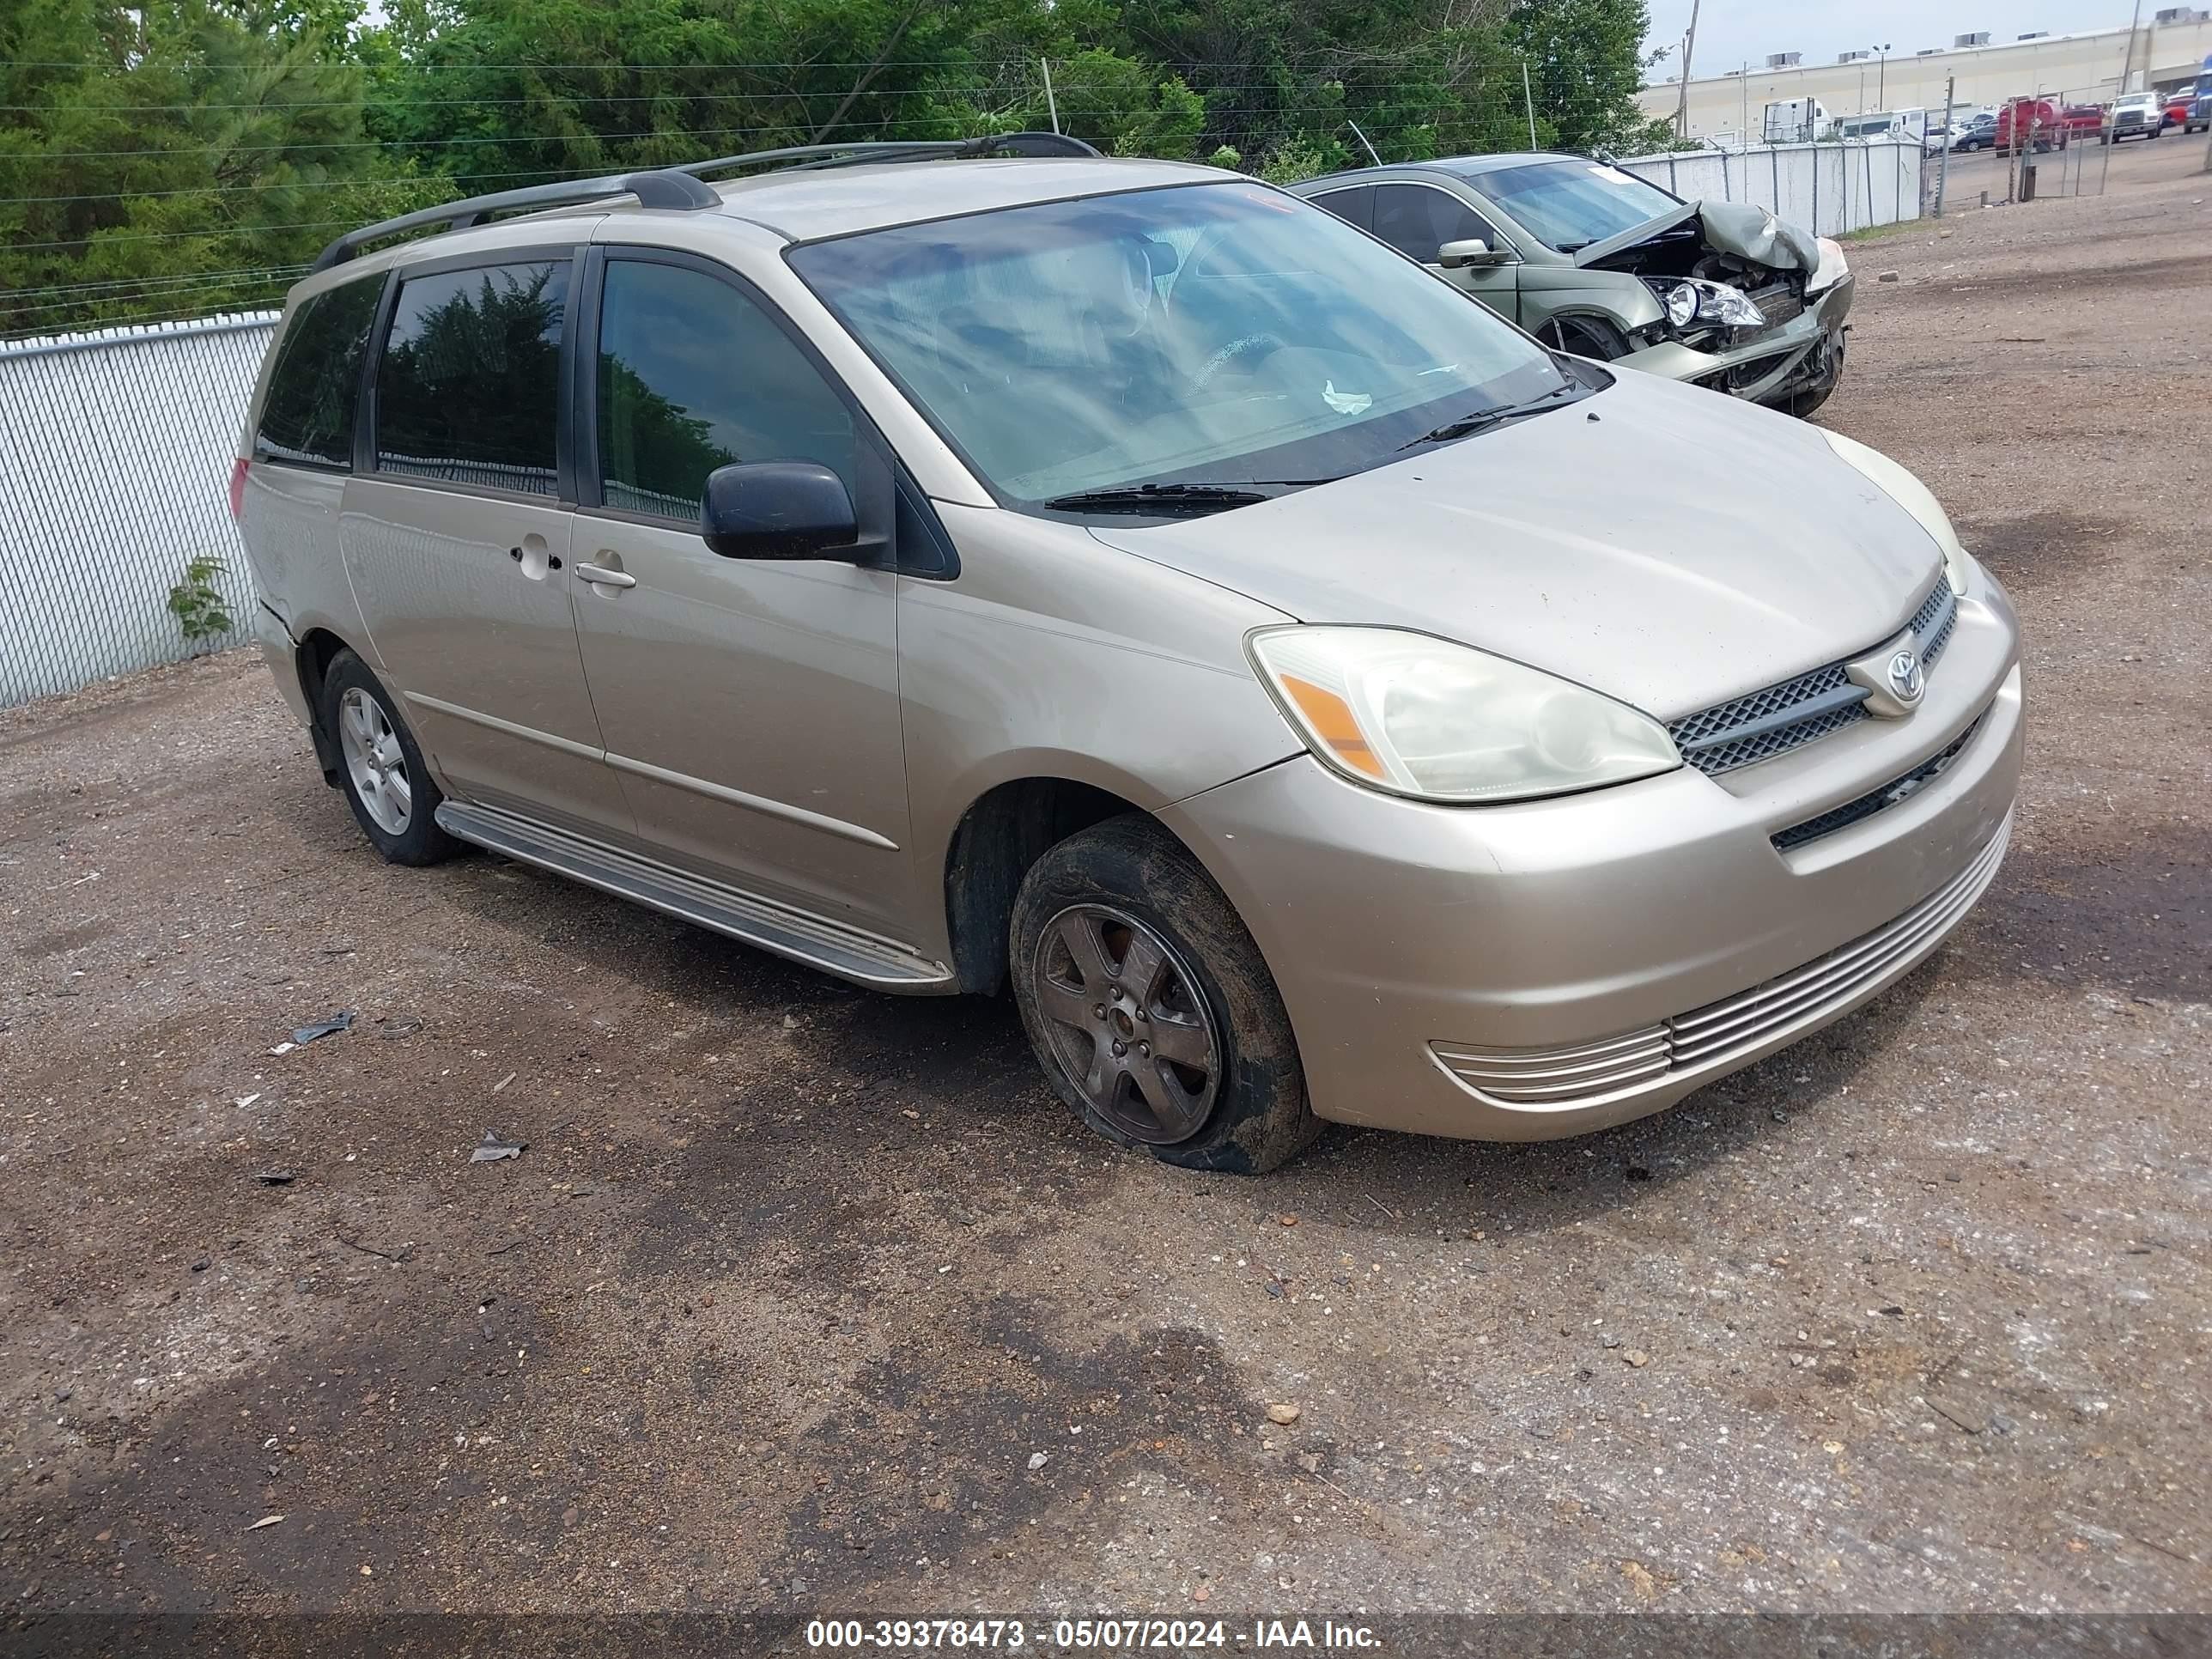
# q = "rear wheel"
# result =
<box><xmin>320</xmin><ymin>650</ymin><xmax>460</xmax><ymax>866</ymax></box>
<box><xmin>1010</xmin><ymin>815</ymin><xmax>1318</xmax><ymax>1174</ymax></box>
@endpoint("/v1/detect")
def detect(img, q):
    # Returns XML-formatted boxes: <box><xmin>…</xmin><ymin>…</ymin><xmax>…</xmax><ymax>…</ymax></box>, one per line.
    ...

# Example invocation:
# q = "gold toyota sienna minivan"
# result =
<box><xmin>234</xmin><ymin>135</ymin><xmax>2022</xmax><ymax>1173</ymax></box>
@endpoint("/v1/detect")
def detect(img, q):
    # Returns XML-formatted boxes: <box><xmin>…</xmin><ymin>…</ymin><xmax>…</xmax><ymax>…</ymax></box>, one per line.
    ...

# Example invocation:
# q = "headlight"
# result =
<box><xmin>1247</xmin><ymin>627</ymin><xmax>1680</xmax><ymax>804</ymax></box>
<box><xmin>1651</xmin><ymin>277</ymin><xmax>1765</xmax><ymax>331</ymax></box>
<box><xmin>1821</xmin><ymin>430</ymin><xmax>1972</xmax><ymax>596</ymax></box>
<box><xmin>1809</xmin><ymin>235</ymin><xmax>1849</xmax><ymax>293</ymax></box>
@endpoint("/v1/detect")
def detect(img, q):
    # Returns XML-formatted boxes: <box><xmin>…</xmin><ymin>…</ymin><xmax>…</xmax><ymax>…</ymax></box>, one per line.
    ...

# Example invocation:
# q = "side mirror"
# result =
<box><xmin>701</xmin><ymin>461</ymin><xmax>860</xmax><ymax>561</ymax></box>
<box><xmin>1437</xmin><ymin>237</ymin><xmax>1512</xmax><ymax>269</ymax></box>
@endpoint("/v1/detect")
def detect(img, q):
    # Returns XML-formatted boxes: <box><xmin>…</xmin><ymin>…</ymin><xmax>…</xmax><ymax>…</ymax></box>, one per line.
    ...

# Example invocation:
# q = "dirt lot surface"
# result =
<box><xmin>3</xmin><ymin>138</ymin><xmax>2209</xmax><ymax>1644</ymax></box>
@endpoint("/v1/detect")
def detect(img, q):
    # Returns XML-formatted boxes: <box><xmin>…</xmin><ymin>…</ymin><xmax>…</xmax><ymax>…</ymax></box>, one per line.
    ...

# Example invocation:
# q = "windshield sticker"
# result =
<box><xmin>1323</xmin><ymin>380</ymin><xmax>1373</xmax><ymax>415</ymax></box>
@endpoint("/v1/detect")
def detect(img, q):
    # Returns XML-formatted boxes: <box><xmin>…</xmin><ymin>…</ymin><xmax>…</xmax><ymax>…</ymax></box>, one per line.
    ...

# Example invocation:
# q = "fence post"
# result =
<box><xmin>1935</xmin><ymin>73</ymin><xmax>1954</xmax><ymax>216</ymax></box>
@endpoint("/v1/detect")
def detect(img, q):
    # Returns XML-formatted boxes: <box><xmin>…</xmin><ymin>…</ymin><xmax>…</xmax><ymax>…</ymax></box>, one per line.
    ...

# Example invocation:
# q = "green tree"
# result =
<box><xmin>0</xmin><ymin>0</ymin><xmax>428</xmax><ymax>331</ymax></box>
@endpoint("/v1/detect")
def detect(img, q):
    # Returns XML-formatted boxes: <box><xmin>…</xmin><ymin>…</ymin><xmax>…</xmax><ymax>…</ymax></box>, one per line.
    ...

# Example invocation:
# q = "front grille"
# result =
<box><xmin>1431</xmin><ymin>811</ymin><xmax>2012</xmax><ymax>1106</ymax></box>
<box><xmin>1669</xmin><ymin>579</ymin><xmax>1960</xmax><ymax>776</ymax></box>
<box><xmin>1771</xmin><ymin>711</ymin><xmax>1987</xmax><ymax>851</ymax></box>
<box><xmin>1750</xmin><ymin>284</ymin><xmax>1805</xmax><ymax>330</ymax></box>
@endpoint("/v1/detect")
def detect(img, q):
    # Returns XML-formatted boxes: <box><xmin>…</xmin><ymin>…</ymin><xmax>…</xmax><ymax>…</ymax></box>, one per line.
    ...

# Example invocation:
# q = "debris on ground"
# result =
<box><xmin>491</xmin><ymin>1072</ymin><xmax>516</xmax><ymax>1094</ymax></box>
<box><xmin>1624</xmin><ymin>1350</ymin><xmax>1651</xmax><ymax>1369</ymax></box>
<box><xmin>380</xmin><ymin>1017</ymin><xmax>424</xmax><ymax>1038</ymax></box>
<box><xmin>335</xmin><ymin>1230</ymin><xmax>411</xmax><ymax>1263</ymax></box>
<box><xmin>471</xmin><ymin>1131</ymin><xmax>526</xmax><ymax>1164</ymax></box>
<box><xmin>289</xmin><ymin>1010</ymin><xmax>356</xmax><ymax>1046</ymax></box>
<box><xmin>1026</xmin><ymin>1451</ymin><xmax>1048</xmax><ymax>1471</ymax></box>
<box><xmin>233</xmin><ymin>1093</ymin><xmax>260</xmax><ymax>1109</ymax></box>
<box><xmin>1265</xmin><ymin>1402</ymin><xmax>1301</xmax><ymax>1425</ymax></box>
<box><xmin>245</xmin><ymin>1516</ymin><xmax>286</xmax><ymax>1532</ymax></box>
<box><xmin>253</xmin><ymin>1170</ymin><xmax>295</xmax><ymax>1186</ymax></box>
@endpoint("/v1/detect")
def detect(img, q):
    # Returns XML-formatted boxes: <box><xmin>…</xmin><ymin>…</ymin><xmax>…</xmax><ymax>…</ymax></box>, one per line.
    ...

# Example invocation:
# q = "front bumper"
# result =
<box><xmin>1163</xmin><ymin>565</ymin><xmax>2021</xmax><ymax>1142</ymax></box>
<box><xmin>1619</xmin><ymin>273</ymin><xmax>1855</xmax><ymax>407</ymax></box>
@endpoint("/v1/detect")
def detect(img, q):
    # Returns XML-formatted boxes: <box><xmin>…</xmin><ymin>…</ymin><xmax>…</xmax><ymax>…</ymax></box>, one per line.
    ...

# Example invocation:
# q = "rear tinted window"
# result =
<box><xmin>374</xmin><ymin>260</ymin><xmax>568</xmax><ymax>495</ymax></box>
<box><xmin>1307</xmin><ymin>185</ymin><xmax>1374</xmax><ymax>232</ymax></box>
<box><xmin>255</xmin><ymin>276</ymin><xmax>381</xmax><ymax>468</ymax></box>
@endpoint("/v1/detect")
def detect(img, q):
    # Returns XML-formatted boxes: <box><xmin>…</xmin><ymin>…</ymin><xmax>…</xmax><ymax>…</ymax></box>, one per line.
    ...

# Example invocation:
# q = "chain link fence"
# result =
<box><xmin>0</xmin><ymin>312</ymin><xmax>276</xmax><ymax>709</ymax></box>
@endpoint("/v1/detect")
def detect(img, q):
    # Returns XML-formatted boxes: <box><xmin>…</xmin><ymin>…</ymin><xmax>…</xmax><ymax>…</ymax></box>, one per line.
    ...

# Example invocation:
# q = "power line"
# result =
<box><xmin>0</xmin><ymin>63</ymin><xmax>1571</xmax><ymax>115</ymax></box>
<box><xmin>3</xmin><ymin>99</ymin><xmax>1606</xmax><ymax>204</ymax></box>
<box><xmin>3</xmin><ymin>54</ymin><xmax>1548</xmax><ymax>73</ymax></box>
<box><xmin>0</xmin><ymin>264</ymin><xmax>311</xmax><ymax>301</ymax></box>
<box><xmin>9</xmin><ymin>218</ymin><xmax>364</xmax><ymax>252</ymax></box>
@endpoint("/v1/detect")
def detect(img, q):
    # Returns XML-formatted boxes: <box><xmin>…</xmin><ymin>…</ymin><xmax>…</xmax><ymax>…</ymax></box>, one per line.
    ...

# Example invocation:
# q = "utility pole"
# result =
<box><xmin>1674</xmin><ymin>0</ymin><xmax>1701</xmax><ymax>140</ymax></box>
<box><xmin>1519</xmin><ymin>61</ymin><xmax>1538</xmax><ymax>149</ymax></box>
<box><xmin>2119</xmin><ymin>0</ymin><xmax>2143</xmax><ymax>94</ymax></box>
<box><xmin>1876</xmin><ymin>44</ymin><xmax>1891</xmax><ymax>108</ymax></box>
<box><xmin>1741</xmin><ymin>61</ymin><xmax>1749</xmax><ymax>147</ymax></box>
<box><xmin>1935</xmin><ymin>73</ymin><xmax>1954</xmax><ymax>216</ymax></box>
<box><xmin>1040</xmin><ymin>58</ymin><xmax>1060</xmax><ymax>135</ymax></box>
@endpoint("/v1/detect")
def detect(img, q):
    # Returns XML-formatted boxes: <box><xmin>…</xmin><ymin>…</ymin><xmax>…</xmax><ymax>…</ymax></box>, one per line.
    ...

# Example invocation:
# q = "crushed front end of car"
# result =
<box><xmin>1581</xmin><ymin>201</ymin><xmax>1855</xmax><ymax>416</ymax></box>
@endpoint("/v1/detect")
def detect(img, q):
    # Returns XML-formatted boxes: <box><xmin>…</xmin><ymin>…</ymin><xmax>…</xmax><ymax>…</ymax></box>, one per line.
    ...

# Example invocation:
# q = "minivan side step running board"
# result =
<box><xmin>434</xmin><ymin>801</ymin><xmax>955</xmax><ymax>992</ymax></box>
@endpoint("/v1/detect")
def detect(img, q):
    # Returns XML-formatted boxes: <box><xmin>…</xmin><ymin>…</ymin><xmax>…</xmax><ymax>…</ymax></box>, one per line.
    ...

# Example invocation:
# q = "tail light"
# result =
<box><xmin>228</xmin><ymin>457</ymin><xmax>249</xmax><ymax>522</ymax></box>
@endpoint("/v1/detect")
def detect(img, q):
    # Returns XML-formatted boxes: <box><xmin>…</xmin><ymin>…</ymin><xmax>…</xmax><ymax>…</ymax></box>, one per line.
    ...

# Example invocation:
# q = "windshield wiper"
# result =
<box><xmin>1397</xmin><ymin>381</ymin><xmax>1583</xmax><ymax>451</ymax></box>
<box><xmin>1042</xmin><ymin>482</ymin><xmax>1276</xmax><ymax>515</ymax></box>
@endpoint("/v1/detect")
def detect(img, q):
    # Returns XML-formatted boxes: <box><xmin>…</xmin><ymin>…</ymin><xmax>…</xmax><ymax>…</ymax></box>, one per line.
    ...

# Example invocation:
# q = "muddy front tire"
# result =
<box><xmin>1010</xmin><ymin>814</ymin><xmax>1319</xmax><ymax>1175</ymax></box>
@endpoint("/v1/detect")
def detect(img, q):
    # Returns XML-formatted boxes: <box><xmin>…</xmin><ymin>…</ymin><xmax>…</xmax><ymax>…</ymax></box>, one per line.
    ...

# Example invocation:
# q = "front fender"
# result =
<box><xmin>896</xmin><ymin>504</ymin><xmax>1303</xmax><ymax>960</ymax></box>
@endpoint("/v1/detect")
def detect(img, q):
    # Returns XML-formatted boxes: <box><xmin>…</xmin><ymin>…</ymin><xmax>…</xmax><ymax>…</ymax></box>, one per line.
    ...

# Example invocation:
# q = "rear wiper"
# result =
<box><xmin>1042</xmin><ymin>482</ymin><xmax>1275</xmax><ymax>515</ymax></box>
<box><xmin>1397</xmin><ymin>381</ymin><xmax>1583</xmax><ymax>451</ymax></box>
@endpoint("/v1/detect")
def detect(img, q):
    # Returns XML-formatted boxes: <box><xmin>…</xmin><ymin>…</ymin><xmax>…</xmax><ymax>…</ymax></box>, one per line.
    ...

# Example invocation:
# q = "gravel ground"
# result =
<box><xmin>3</xmin><ymin>137</ymin><xmax>2208</xmax><ymax>1642</ymax></box>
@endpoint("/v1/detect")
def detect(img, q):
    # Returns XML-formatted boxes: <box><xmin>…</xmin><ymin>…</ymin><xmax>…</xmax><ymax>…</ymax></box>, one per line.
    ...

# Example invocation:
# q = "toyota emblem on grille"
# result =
<box><xmin>1887</xmin><ymin>649</ymin><xmax>1925</xmax><ymax>702</ymax></box>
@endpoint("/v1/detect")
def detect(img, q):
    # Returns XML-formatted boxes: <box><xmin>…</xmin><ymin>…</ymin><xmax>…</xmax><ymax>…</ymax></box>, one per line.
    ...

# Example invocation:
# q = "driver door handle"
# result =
<box><xmin>575</xmin><ymin>559</ymin><xmax>635</xmax><ymax>589</ymax></box>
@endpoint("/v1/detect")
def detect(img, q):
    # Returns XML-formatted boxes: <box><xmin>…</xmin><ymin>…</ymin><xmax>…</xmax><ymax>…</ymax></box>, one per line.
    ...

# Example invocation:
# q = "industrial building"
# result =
<box><xmin>1638</xmin><ymin>13</ymin><xmax>2212</xmax><ymax>143</ymax></box>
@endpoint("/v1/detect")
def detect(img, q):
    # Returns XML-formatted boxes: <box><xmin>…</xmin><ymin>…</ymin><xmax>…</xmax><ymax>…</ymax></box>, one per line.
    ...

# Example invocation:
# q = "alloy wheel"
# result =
<box><xmin>1030</xmin><ymin>903</ymin><xmax>1221</xmax><ymax>1145</ymax></box>
<box><xmin>337</xmin><ymin>685</ymin><xmax>413</xmax><ymax>836</ymax></box>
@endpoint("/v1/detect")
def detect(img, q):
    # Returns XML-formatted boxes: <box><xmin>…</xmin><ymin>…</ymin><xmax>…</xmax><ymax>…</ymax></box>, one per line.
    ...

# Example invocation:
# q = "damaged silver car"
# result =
<box><xmin>1293</xmin><ymin>153</ymin><xmax>1854</xmax><ymax>417</ymax></box>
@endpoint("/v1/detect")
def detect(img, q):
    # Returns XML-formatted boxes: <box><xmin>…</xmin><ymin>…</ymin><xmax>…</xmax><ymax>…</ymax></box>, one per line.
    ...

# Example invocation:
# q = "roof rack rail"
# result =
<box><xmin>308</xmin><ymin>131</ymin><xmax>1102</xmax><ymax>274</ymax></box>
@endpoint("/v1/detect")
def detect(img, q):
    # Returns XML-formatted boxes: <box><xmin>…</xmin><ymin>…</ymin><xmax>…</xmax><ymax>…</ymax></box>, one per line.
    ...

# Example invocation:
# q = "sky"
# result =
<box><xmin>1642</xmin><ymin>1</ymin><xmax>2141</xmax><ymax>79</ymax></box>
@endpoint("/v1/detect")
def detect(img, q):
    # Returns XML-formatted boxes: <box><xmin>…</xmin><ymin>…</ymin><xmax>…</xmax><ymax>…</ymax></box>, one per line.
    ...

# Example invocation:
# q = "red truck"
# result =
<box><xmin>1994</xmin><ymin>98</ymin><xmax>2068</xmax><ymax>153</ymax></box>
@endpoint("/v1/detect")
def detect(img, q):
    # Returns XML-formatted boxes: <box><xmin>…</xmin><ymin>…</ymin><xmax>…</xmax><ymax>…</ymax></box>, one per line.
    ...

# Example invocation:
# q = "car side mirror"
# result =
<box><xmin>701</xmin><ymin>461</ymin><xmax>860</xmax><ymax>561</ymax></box>
<box><xmin>1438</xmin><ymin>238</ymin><xmax>1511</xmax><ymax>269</ymax></box>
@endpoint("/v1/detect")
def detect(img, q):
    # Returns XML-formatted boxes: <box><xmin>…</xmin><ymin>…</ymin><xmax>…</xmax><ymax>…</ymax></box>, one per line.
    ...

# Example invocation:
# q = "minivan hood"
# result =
<box><xmin>1088</xmin><ymin>372</ymin><xmax>1945</xmax><ymax>720</ymax></box>
<box><xmin>1572</xmin><ymin>198</ymin><xmax>1820</xmax><ymax>274</ymax></box>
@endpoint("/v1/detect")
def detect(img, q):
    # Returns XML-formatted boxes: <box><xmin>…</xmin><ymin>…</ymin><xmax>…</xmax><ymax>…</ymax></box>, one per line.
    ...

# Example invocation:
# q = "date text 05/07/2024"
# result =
<box><xmin>804</xmin><ymin>1617</ymin><xmax>1384</xmax><ymax>1650</ymax></box>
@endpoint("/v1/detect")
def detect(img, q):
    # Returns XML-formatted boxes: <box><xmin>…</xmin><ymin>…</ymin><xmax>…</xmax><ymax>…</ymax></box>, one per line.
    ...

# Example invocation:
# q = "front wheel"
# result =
<box><xmin>1009</xmin><ymin>815</ymin><xmax>1318</xmax><ymax>1174</ymax></box>
<box><xmin>1535</xmin><ymin>315</ymin><xmax>1629</xmax><ymax>361</ymax></box>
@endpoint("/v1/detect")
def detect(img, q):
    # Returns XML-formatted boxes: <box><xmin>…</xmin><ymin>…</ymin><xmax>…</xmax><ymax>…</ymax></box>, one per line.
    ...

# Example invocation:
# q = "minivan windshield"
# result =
<box><xmin>1461</xmin><ymin>160</ymin><xmax>1681</xmax><ymax>252</ymax></box>
<box><xmin>788</xmin><ymin>180</ymin><xmax>1570</xmax><ymax>509</ymax></box>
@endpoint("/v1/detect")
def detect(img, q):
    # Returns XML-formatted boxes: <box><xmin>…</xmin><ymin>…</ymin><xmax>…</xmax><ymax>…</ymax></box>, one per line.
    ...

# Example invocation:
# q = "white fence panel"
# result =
<box><xmin>1616</xmin><ymin>140</ymin><xmax>1922</xmax><ymax>237</ymax></box>
<box><xmin>0</xmin><ymin>313</ymin><xmax>276</xmax><ymax>708</ymax></box>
